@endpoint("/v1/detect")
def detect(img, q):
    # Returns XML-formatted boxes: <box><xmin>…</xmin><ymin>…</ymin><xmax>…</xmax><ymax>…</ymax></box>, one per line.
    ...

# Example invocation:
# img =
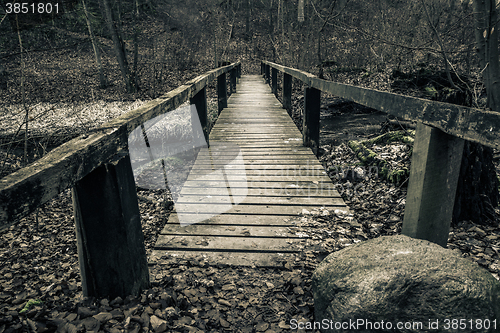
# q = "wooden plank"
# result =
<box><xmin>160</xmin><ymin>224</ymin><xmax>295</xmax><ymax>237</ymax></box>
<box><xmin>155</xmin><ymin>234</ymin><xmax>304</xmax><ymax>252</ymax></box>
<box><xmin>177</xmin><ymin>187</ymin><xmax>338</xmax><ymax>197</ymax></box>
<box><xmin>175</xmin><ymin>195</ymin><xmax>339</xmax><ymax>205</ymax></box>
<box><xmin>172</xmin><ymin>202</ymin><xmax>346</xmax><ymax>215</ymax></box>
<box><xmin>402</xmin><ymin>122</ymin><xmax>464</xmax><ymax>247</ymax></box>
<box><xmin>194</xmin><ymin>152</ymin><xmax>316</xmax><ymax>159</ymax></box>
<box><xmin>165</xmin><ymin>213</ymin><xmax>300</xmax><ymax>226</ymax></box>
<box><xmin>193</xmin><ymin>159</ymin><xmax>323</xmax><ymax>165</ymax></box>
<box><xmin>188</xmin><ymin>167</ymin><xmax>327</xmax><ymax>174</ymax></box>
<box><xmin>149</xmin><ymin>249</ymin><xmax>298</xmax><ymax>267</ymax></box>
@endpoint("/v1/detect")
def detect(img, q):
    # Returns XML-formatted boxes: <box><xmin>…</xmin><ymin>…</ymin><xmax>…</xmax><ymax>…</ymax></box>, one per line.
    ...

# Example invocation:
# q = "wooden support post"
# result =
<box><xmin>302</xmin><ymin>87</ymin><xmax>321</xmax><ymax>156</ymax></box>
<box><xmin>217</xmin><ymin>72</ymin><xmax>227</xmax><ymax>114</ymax></box>
<box><xmin>190</xmin><ymin>87</ymin><xmax>209</xmax><ymax>146</ymax></box>
<box><xmin>237</xmin><ymin>64</ymin><xmax>242</xmax><ymax>78</ymax></box>
<box><xmin>402</xmin><ymin>122</ymin><xmax>464</xmax><ymax>247</ymax></box>
<box><xmin>265</xmin><ymin>65</ymin><xmax>270</xmax><ymax>84</ymax></box>
<box><xmin>261</xmin><ymin>62</ymin><xmax>264</xmax><ymax>75</ymax></box>
<box><xmin>271</xmin><ymin>67</ymin><xmax>278</xmax><ymax>95</ymax></box>
<box><xmin>283</xmin><ymin>73</ymin><xmax>292</xmax><ymax>112</ymax></box>
<box><xmin>72</xmin><ymin>152</ymin><xmax>150</xmax><ymax>298</ymax></box>
<box><xmin>230</xmin><ymin>68</ymin><xmax>237</xmax><ymax>95</ymax></box>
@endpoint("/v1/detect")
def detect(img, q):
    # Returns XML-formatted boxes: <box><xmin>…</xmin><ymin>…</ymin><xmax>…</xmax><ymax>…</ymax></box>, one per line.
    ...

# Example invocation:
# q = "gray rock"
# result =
<box><xmin>312</xmin><ymin>235</ymin><xmax>500</xmax><ymax>332</ymax></box>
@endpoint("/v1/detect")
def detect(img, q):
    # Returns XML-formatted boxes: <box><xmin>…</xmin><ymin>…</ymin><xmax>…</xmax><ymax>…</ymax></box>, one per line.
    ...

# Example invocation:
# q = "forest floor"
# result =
<box><xmin>1</xmin><ymin>52</ymin><xmax>500</xmax><ymax>332</ymax></box>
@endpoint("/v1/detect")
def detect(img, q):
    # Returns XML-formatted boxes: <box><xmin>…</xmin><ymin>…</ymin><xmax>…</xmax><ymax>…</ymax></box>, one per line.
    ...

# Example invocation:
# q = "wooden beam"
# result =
<box><xmin>261</xmin><ymin>60</ymin><xmax>500</xmax><ymax>148</ymax></box>
<box><xmin>218</xmin><ymin>73</ymin><xmax>228</xmax><ymax>114</ymax></box>
<box><xmin>402</xmin><ymin>122</ymin><xmax>464</xmax><ymax>247</ymax></box>
<box><xmin>190</xmin><ymin>87</ymin><xmax>209</xmax><ymax>146</ymax></box>
<box><xmin>0</xmin><ymin>127</ymin><xmax>126</xmax><ymax>229</ymax></box>
<box><xmin>272</xmin><ymin>67</ymin><xmax>278</xmax><ymax>95</ymax></box>
<box><xmin>303</xmin><ymin>87</ymin><xmax>321</xmax><ymax>156</ymax></box>
<box><xmin>72</xmin><ymin>152</ymin><xmax>150</xmax><ymax>298</ymax></box>
<box><xmin>230</xmin><ymin>68</ymin><xmax>237</xmax><ymax>94</ymax></box>
<box><xmin>283</xmin><ymin>73</ymin><xmax>292</xmax><ymax>112</ymax></box>
<box><xmin>265</xmin><ymin>64</ymin><xmax>270</xmax><ymax>84</ymax></box>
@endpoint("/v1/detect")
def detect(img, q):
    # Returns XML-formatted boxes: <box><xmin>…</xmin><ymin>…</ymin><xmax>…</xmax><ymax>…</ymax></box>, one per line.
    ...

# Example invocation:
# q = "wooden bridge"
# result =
<box><xmin>150</xmin><ymin>75</ymin><xmax>348</xmax><ymax>267</ymax></box>
<box><xmin>1</xmin><ymin>60</ymin><xmax>500</xmax><ymax>298</ymax></box>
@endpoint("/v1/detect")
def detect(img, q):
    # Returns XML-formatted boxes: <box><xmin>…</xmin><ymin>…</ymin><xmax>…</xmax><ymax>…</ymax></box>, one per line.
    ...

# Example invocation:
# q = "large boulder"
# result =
<box><xmin>312</xmin><ymin>235</ymin><xmax>500</xmax><ymax>333</ymax></box>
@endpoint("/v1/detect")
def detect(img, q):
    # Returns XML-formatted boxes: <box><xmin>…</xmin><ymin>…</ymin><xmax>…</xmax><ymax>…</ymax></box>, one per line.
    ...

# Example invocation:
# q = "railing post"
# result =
<box><xmin>283</xmin><ymin>73</ymin><xmax>292</xmax><ymax>112</ymax></box>
<box><xmin>217</xmin><ymin>72</ymin><xmax>227</xmax><ymax>114</ymax></box>
<box><xmin>261</xmin><ymin>62</ymin><xmax>265</xmax><ymax>75</ymax></box>
<box><xmin>402</xmin><ymin>122</ymin><xmax>464</xmax><ymax>247</ymax></box>
<box><xmin>237</xmin><ymin>63</ymin><xmax>242</xmax><ymax>78</ymax></box>
<box><xmin>265</xmin><ymin>64</ymin><xmax>270</xmax><ymax>84</ymax></box>
<box><xmin>271</xmin><ymin>67</ymin><xmax>278</xmax><ymax>96</ymax></box>
<box><xmin>72</xmin><ymin>152</ymin><xmax>150</xmax><ymax>298</ymax></box>
<box><xmin>230</xmin><ymin>68</ymin><xmax>237</xmax><ymax>94</ymax></box>
<box><xmin>190</xmin><ymin>87</ymin><xmax>209</xmax><ymax>146</ymax></box>
<box><xmin>302</xmin><ymin>87</ymin><xmax>321</xmax><ymax>156</ymax></box>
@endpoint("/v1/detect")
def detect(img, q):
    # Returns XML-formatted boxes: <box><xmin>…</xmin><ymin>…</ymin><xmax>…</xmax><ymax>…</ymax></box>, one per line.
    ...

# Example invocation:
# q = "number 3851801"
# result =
<box><xmin>5</xmin><ymin>3</ymin><xmax>59</xmax><ymax>14</ymax></box>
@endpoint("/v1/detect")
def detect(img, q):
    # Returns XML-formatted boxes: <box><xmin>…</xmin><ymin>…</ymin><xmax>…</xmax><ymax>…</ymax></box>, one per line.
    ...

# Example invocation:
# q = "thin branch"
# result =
<box><xmin>420</xmin><ymin>0</ymin><xmax>460</xmax><ymax>90</ymax></box>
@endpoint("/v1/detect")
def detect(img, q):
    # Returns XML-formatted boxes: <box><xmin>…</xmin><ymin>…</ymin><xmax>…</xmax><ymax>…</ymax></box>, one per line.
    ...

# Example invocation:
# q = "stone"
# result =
<box><xmin>312</xmin><ymin>235</ymin><xmax>500</xmax><ymax>333</ymax></box>
<box><xmin>150</xmin><ymin>315</ymin><xmax>167</xmax><ymax>332</ymax></box>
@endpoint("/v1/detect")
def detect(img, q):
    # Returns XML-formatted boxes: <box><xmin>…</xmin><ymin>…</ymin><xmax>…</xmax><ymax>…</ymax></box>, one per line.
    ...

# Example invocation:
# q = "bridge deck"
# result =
<box><xmin>150</xmin><ymin>75</ymin><xmax>349</xmax><ymax>267</ymax></box>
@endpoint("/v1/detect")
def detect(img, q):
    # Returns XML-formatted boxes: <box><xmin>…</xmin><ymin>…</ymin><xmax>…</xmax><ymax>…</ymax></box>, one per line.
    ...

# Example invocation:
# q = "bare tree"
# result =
<box><xmin>474</xmin><ymin>0</ymin><xmax>500</xmax><ymax>111</ymax></box>
<box><xmin>82</xmin><ymin>0</ymin><xmax>107</xmax><ymax>88</ymax></box>
<box><xmin>101</xmin><ymin>0</ymin><xmax>136</xmax><ymax>93</ymax></box>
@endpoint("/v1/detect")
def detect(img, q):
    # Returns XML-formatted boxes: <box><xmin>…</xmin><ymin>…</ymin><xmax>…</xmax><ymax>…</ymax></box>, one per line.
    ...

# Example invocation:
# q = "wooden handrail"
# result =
<box><xmin>0</xmin><ymin>61</ymin><xmax>241</xmax><ymax>229</ymax></box>
<box><xmin>262</xmin><ymin>60</ymin><xmax>500</xmax><ymax>148</ymax></box>
<box><xmin>1</xmin><ymin>61</ymin><xmax>241</xmax><ymax>297</ymax></box>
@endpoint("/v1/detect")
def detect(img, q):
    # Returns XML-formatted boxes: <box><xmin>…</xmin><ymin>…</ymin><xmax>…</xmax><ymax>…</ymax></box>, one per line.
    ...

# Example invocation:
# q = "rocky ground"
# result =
<box><xmin>1</xmin><ymin>129</ymin><xmax>499</xmax><ymax>332</ymax></box>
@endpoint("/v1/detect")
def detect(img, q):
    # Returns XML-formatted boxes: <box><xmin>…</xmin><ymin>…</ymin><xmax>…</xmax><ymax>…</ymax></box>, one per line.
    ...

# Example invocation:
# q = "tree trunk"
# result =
<box><xmin>452</xmin><ymin>0</ymin><xmax>500</xmax><ymax>227</ymax></box>
<box><xmin>82</xmin><ymin>0</ymin><xmax>107</xmax><ymax>88</ymax></box>
<box><xmin>245</xmin><ymin>0</ymin><xmax>250</xmax><ymax>37</ymax></box>
<box><xmin>101</xmin><ymin>0</ymin><xmax>135</xmax><ymax>93</ymax></box>
<box><xmin>132</xmin><ymin>0</ymin><xmax>140</xmax><ymax>90</ymax></box>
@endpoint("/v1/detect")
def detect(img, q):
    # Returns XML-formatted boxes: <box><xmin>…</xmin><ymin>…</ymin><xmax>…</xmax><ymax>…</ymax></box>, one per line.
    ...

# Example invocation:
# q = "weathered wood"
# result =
<box><xmin>149</xmin><ymin>249</ymin><xmax>297</xmax><ymax>267</ymax></box>
<box><xmin>283</xmin><ymin>73</ymin><xmax>292</xmax><ymax>112</ymax></box>
<box><xmin>401</xmin><ymin>123</ymin><xmax>464</xmax><ymax>247</ymax></box>
<box><xmin>230</xmin><ymin>68</ymin><xmax>237</xmax><ymax>94</ymax></box>
<box><xmin>152</xmin><ymin>75</ymin><xmax>349</xmax><ymax>266</ymax></box>
<box><xmin>0</xmin><ymin>62</ymin><xmax>242</xmax><ymax>228</ymax></box>
<box><xmin>189</xmin><ymin>87</ymin><xmax>209</xmax><ymax>147</ymax></box>
<box><xmin>72</xmin><ymin>152</ymin><xmax>150</xmax><ymax>297</ymax></box>
<box><xmin>166</xmin><ymin>213</ymin><xmax>297</xmax><ymax>226</ymax></box>
<box><xmin>217</xmin><ymin>73</ymin><xmax>228</xmax><ymax>114</ymax></box>
<box><xmin>261</xmin><ymin>60</ymin><xmax>500</xmax><ymax>149</ymax></box>
<box><xmin>0</xmin><ymin>127</ymin><xmax>126</xmax><ymax>229</ymax></box>
<box><xmin>155</xmin><ymin>234</ymin><xmax>303</xmax><ymax>252</ymax></box>
<box><xmin>271</xmin><ymin>67</ymin><xmax>278</xmax><ymax>95</ymax></box>
<box><xmin>177</xmin><ymin>187</ymin><xmax>338</xmax><ymax>197</ymax></box>
<box><xmin>161</xmin><ymin>224</ymin><xmax>292</xmax><ymax>237</ymax></box>
<box><xmin>303</xmin><ymin>87</ymin><xmax>321</xmax><ymax>155</ymax></box>
<box><xmin>265</xmin><ymin>64</ymin><xmax>270</xmax><ymax>84</ymax></box>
